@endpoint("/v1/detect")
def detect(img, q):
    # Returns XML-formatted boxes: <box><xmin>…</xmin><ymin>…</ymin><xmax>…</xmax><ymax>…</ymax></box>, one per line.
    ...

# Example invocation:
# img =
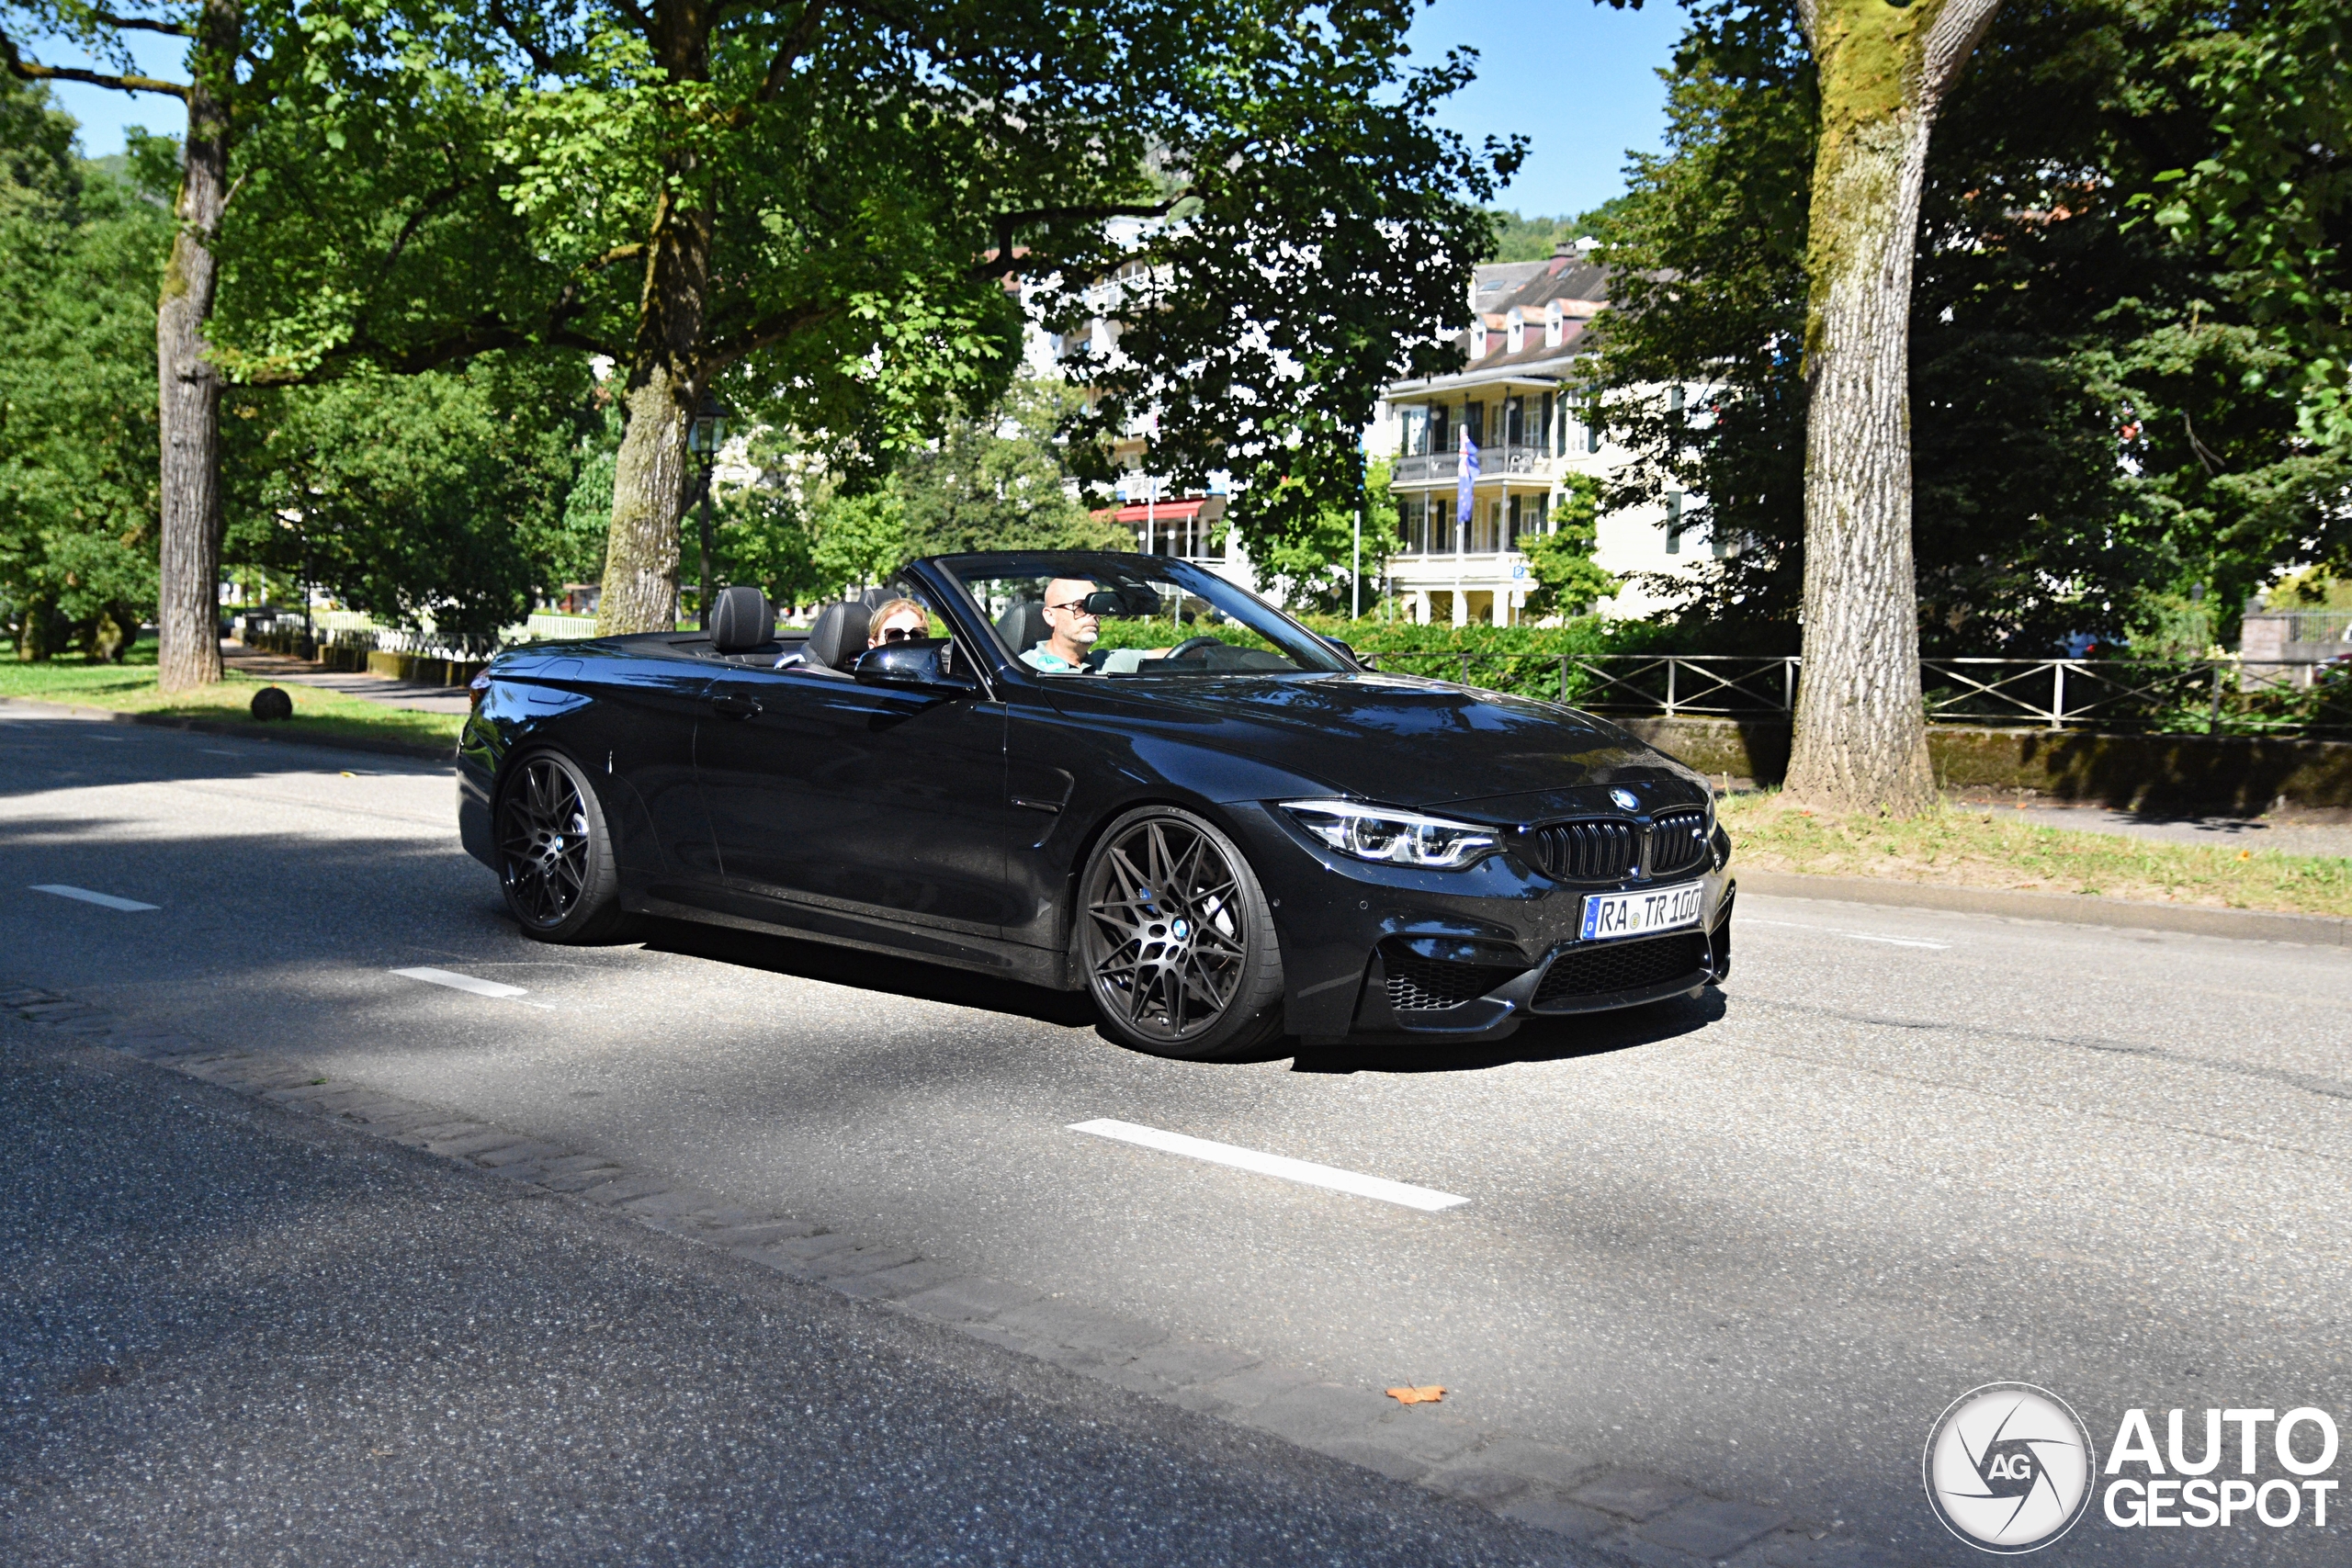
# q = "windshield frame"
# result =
<box><xmin>925</xmin><ymin>551</ymin><xmax>1353</xmax><ymax>681</ymax></box>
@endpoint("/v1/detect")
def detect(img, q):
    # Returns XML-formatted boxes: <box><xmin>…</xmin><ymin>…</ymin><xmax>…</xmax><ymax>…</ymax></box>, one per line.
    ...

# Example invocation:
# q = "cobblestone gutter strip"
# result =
<box><xmin>3</xmin><ymin>982</ymin><xmax>1880</xmax><ymax>1568</ymax></box>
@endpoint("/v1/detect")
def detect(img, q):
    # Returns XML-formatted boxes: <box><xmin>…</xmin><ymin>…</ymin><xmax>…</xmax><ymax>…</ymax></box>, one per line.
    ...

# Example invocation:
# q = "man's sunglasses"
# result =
<box><xmin>1046</xmin><ymin>600</ymin><xmax>1098</xmax><ymax>616</ymax></box>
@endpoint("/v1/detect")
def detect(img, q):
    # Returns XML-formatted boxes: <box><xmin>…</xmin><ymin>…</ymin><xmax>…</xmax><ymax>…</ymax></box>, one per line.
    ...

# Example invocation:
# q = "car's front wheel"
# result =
<box><xmin>496</xmin><ymin>751</ymin><xmax>628</xmax><ymax>943</ymax></box>
<box><xmin>1078</xmin><ymin>806</ymin><xmax>1286</xmax><ymax>1060</ymax></box>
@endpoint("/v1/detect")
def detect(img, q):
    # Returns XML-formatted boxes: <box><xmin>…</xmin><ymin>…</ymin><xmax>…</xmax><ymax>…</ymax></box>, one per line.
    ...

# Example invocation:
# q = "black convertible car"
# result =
<box><xmin>457</xmin><ymin>551</ymin><xmax>1733</xmax><ymax>1059</ymax></box>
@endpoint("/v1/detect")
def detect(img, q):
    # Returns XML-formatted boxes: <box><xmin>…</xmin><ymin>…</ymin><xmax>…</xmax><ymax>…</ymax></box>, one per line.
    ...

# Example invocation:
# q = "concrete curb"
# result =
<box><xmin>2</xmin><ymin>980</ymin><xmax>1883</xmax><ymax>1568</ymax></box>
<box><xmin>1739</xmin><ymin>870</ymin><xmax>2350</xmax><ymax>946</ymax></box>
<box><xmin>0</xmin><ymin>694</ymin><xmax>457</xmax><ymax>764</ymax></box>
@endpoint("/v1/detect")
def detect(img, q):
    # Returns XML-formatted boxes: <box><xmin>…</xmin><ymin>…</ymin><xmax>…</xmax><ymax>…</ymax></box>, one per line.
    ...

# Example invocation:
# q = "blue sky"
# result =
<box><xmin>35</xmin><ymin>0</ymin><xmax>1686</xmax><ymax>219</ymax></box>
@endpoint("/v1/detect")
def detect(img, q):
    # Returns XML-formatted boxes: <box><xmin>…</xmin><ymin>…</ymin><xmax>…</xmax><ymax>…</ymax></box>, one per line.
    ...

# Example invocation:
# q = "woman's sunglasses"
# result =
<box><xmin>880</xmin><ymin>626</ymin><xmax>922</xmax><ymax>642</ymax></box>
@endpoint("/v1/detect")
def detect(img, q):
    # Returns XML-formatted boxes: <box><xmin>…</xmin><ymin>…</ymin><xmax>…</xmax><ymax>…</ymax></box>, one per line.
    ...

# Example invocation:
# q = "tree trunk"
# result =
<box><xmin>153</xmin><ymin>0</ymin><xmax>239</xmax><ymax>693</ymax></box>
<box><xmin>595</xmin><ymin>0</ymin><xmax>715</xmax><ymax>637</ymax></box>
<box><xmin>1783</xmin><ymin>0</ymin><xmax>2001</xmax><ymax>813</ymax></box>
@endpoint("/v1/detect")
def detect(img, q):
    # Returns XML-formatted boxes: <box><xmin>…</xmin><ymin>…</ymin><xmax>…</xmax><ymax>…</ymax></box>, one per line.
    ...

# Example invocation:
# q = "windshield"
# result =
<box><xmin>936</xmin><ymin>552</ymin><xmax>1350</xmax><ymax>679</ymax></box>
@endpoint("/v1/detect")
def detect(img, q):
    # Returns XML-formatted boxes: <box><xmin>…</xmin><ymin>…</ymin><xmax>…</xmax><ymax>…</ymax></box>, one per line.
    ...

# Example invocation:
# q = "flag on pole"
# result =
<box><xmin>1456</xmin><ymin>427</ymin><xmax>1479</xmax><ymax>525</ymax></box>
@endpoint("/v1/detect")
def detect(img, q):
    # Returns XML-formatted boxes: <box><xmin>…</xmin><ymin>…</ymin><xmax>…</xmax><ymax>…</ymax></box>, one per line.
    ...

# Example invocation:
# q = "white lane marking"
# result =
<box><xmin>198</xmin><ymin>748</ymin><xmax>241</xmax><ymax>756</ymax></box>
<box><xmin>391</xmin><ymin>966</ymin><xmax>536</xmax><ymax>1001</ymax></box>
<box><xmin>1069</xmin><ymin>1118</ymin><xmax>1469</xmax><ymax>1212</ymax></box>
<box><xmin>1747</xmin><ymin>918</ymin><xmax>1950</xmax><ymax>950</ymax></box>
<box><xmin>29</xmin><ymin>884</ymin><xmax>160</xmax><ymax>912</ymax></box>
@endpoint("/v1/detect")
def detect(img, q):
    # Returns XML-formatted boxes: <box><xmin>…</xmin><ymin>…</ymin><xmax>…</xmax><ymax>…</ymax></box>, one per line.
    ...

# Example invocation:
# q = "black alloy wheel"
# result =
<box><xmin>1078</xmin><ymin>806</ymin><xmax>1285</xmax><ymax>1060</ymax></box>
<box><xmin>495</xmin><ymin>751</ymin><xmax>627</xmax><ymax>942</ymax></box>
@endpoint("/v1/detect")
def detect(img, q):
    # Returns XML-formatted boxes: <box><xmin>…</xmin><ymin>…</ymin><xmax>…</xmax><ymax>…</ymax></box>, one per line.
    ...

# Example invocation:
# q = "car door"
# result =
<box><xmin>540</xmin><ymin>651</ymin><xmax>720</xmax><ymax>883</ymax></box>
<box><xmin>694</xmin><ymin>663</ymin><xmax>1018</xmax><ymax>936</ymax></box>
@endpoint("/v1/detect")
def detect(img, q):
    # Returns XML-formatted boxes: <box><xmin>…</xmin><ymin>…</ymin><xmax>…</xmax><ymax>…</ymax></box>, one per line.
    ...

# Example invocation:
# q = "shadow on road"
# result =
<box><xmin>636</xmin><ymin>917</ymin><xmax>1101</xmax><ymax>1029</ymax></box>
<box><xmin>1288</xmin><ymin>987</ymin><xmax>1727</xmax><ymax>1075</ymax></box>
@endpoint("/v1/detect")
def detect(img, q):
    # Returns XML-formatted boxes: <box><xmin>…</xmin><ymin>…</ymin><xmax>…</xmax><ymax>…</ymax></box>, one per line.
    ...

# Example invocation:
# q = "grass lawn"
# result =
<box><xmin>0</xmin><ymin>647</ymin><xmax>460</xmax><ymax>752</ymax></box>
<box><xmin>1719</xmin><ymin>792</ymin><xmax>2352</xmax><ymax>918</ymax></box>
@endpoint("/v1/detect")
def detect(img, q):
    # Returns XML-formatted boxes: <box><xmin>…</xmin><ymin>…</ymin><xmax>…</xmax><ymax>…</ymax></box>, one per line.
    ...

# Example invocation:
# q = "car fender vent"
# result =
<box><xmin>1381</xmin><ymin>945</ymin><xmax>1525</xmax><ymax>1013</ymax></box>
<box><xmin>1646</xmin><ymin>808</ymin><xmax>1711</xmax><ymax>878</ymax></box>
<box><xmin>1532</xmin><ymin>932</ymin><xmax>1708</xmax><ymax>1009</ymax></box>
<box><xmin>1529</xmin><ymin>818</ymin><xmax>1638</xmax><ymax>882</ymax></box>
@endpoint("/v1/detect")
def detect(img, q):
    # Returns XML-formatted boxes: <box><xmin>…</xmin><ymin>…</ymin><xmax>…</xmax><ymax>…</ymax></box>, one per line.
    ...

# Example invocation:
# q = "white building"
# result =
<box><xmin>1375</xmin><ymin>246</ymin><xmax>1723</xmax><ymax>626</ymax></box>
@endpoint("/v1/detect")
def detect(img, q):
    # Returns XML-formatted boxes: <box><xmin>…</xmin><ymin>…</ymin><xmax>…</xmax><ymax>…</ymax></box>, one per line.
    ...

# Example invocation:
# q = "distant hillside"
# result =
<box><xmin>1481</xmin><ymin>197</ymin><xmax>1631</xmax><ymax>263</ymax></box>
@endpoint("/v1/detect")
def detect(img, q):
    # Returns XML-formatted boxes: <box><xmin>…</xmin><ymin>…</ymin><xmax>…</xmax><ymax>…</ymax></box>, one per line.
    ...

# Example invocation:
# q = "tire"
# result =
<box><xmin>495</xmin><ymin>750</ymin><xmax>629</xmax><ymax>943</ymax></box>
<box><xmin>1077</xmin><ymin>806</ymin><xmax>1286</xmax><ymax>1061</ymax></box>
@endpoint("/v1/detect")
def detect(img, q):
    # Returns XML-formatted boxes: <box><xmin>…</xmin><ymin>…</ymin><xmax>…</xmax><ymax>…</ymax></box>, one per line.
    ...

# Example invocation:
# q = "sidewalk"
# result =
<box><xmin>1947</xmin><ymin>789</ymin><xmax>2352</xmax><ymax>858</ymax></box>
<box><xmin>222</xmin><ymin>641</ymin><xmax>473</xmax><ymax>715</ymax></box>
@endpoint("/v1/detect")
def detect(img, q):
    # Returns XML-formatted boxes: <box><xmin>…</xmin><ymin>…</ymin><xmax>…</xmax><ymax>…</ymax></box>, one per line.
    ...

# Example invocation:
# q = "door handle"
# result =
<box><xmin>711</xmin><ymin>693</ymin><xmax>763</xmax><ymax>719</ymax></box>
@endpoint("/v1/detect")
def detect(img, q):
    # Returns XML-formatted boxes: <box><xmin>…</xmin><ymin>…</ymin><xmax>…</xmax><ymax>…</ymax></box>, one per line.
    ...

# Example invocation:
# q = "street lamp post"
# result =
<box><xmin>687</xmin><ymin>394</ymin><xmax>730</xmax><ymax>627</ymax></box>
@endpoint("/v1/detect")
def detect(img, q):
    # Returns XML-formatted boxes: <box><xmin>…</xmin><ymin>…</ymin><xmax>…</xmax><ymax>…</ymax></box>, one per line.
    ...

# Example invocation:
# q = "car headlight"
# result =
<box><xmin>1282</xmin><ymin>799</ymin><xmax>1499</xmax><ymax>870</ymax></box>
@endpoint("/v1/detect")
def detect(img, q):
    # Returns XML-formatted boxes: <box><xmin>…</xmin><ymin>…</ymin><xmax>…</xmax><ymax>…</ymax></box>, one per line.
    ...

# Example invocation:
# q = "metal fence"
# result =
<box><xmin>1350</xmin><ymin>651</ymin><xmax>2352</xmax><ymax>737</ymax></box>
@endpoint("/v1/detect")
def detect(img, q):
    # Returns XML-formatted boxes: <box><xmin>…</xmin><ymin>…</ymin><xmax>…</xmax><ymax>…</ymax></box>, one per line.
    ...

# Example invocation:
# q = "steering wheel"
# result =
<box><xmin>1163</xmin><ymin>636</ymin><xmax>1226</xmax><ymax>662</ymax></box>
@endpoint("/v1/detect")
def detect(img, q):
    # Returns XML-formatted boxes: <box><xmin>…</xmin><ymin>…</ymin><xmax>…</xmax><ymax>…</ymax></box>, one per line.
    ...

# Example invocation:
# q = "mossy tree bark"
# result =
<box><xmin>153</xmin><ymin>0</ymin><xmax>238</xmax><ymax>692</ymax></box>
<box><xmin>594</xmin><ymin>0</ymin><xmax>714</xmax><ymax>638</ymax></box>
<box><xmin>1783</xmin><ymin>0</ymin><xmax>2001</xmax><ymax>812</ymax></box>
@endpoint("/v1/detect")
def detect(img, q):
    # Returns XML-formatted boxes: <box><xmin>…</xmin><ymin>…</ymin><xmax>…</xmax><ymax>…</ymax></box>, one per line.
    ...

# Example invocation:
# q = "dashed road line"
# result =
<box><xmin>390</xmin><ymin>966</ymin><xmax>553</xmax><ymax>1008</ymax></box>
<box><xmin>29</xmin><ymin>884</ymin><xmax>159</xmax><ymax>912</ymax></box>
<box><xmin>1069</xmin><ymin>1118</ymin><xmax>1469</xmax><ymax>1212</ymax></box>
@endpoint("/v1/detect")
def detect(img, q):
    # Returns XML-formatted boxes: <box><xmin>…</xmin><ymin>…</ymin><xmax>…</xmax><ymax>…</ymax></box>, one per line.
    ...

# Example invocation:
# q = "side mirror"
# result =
<box><xmin>853</xmin><ymin>637</ymin><xmax>981</xmax><ymax>696</ymax></box>
<box><xmin>1324</xmin><ymin>637</ymin><xmax>1362</xmax><ymax>666</ymax></box>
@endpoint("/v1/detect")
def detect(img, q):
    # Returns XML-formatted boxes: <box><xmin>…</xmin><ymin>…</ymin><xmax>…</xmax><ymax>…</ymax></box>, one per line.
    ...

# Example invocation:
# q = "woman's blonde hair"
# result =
<box><xmin>866</xmin><ymin>597</ymin><xmax>931</xmax><ymax>646</ymax></box>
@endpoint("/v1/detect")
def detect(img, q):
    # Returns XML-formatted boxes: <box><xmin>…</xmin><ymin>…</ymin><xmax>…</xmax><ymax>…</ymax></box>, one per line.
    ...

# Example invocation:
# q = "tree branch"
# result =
<box><xmin>973</xmin><ymin>197</ymin><xmax>1185</xmax><ymax>280</ymax></box>
<box><xmin>754</xmin><ymin>0</ymin><xmax>827</xmax><ymax>103</ymax></box>
<box><xmin>0</xmin><ymin>28</ymin><xmax>188</xmax><ymax>97</ymax></box>
<box><xmin>88</xmin><ymin>10</ymin><xmax>195</xmax><ymax>38</ymax></box>
<box><xmin>486</xmin><ymin>0</ymin><xmax>560</xmax><ymax>76</ymax></box>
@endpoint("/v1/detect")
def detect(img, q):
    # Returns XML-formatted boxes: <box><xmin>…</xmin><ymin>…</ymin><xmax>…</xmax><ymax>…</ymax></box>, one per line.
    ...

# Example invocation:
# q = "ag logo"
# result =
<box><xmin>1924</xmin><ymin>1383</ymin><xmax>2096</xmax><ymax>1553</ymax></box>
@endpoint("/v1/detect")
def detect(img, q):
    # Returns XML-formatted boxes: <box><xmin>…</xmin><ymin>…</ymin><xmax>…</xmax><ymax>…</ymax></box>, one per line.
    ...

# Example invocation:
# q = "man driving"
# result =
<box><xmin>1021</xmin><ymin>578</ymin><xmax>1103</xmax><ymax>673</ymax></box>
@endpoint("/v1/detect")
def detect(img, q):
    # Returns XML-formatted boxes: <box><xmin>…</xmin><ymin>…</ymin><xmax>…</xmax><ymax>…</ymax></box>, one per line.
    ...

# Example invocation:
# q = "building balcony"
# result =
<box><xmin>1391</xmin><ymin>446</ymin><xmax>1555</xmax><ymax>487</ymax></box>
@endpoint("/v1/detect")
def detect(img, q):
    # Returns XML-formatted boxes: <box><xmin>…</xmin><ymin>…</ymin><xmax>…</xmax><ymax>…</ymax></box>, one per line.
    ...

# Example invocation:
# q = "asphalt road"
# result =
<box><xmin>5</xmin><ymin>707</ymin><xmax>2348</xmax><ymax>1564</ymax></box>
<box><xmin>0</xmin><ymin>1011</ymin><xmax>1579</xmax><ymax>1566</ymax></box>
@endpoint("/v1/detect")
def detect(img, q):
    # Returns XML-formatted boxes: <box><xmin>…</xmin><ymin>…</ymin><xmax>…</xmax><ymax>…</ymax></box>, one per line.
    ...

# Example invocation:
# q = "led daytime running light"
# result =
<box><xmin>1283</xmin><ymin>799</ymin><xmax>1499</xmax><ymax>870</ymax></box>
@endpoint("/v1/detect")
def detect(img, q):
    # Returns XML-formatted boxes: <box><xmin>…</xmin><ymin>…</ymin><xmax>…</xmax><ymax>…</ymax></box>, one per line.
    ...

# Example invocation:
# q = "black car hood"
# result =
<box><xmin>1046</xmin><ymin>671</ymin><xmax>1702</xmax><ymax>813</ymax></box>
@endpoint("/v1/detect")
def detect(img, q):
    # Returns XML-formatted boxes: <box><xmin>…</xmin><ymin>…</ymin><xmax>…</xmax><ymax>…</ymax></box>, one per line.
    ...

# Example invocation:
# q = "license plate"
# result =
<box><xmin>1579</xmin><ymin>880</ymin><xmax>1706</xmax><ymax>942</ymax></box>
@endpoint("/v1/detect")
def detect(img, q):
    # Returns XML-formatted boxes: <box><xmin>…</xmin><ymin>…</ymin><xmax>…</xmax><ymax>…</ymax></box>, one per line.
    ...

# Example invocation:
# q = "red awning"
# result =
<box><xmin>1104</xmin><ymin>499</ymin><xmax>1210</xmax><ymax>525</ymax></box>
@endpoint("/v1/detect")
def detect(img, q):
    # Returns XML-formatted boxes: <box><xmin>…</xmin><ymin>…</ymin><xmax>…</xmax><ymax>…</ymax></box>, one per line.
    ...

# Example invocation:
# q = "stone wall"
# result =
<box><xmin>1625</xmin><ymin>716</ymin><xmax>2352</xmax><ymax>812</ymax></box>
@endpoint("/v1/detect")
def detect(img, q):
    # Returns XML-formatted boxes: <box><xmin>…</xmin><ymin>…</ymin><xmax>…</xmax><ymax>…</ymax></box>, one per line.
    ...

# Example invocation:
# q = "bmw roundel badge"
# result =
<box><xmin>1609</xmin><ymin>788</ymin><xmax>1640</xmax><ymax>812</ymax></box>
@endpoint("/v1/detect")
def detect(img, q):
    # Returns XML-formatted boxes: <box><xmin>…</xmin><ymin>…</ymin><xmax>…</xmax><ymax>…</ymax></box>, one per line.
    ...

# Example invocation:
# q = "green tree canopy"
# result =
<box><xmin>216</xmin><ymin>0</ymin><xmax>1513</xmax><ymax>637</ymax></box>
<box><xmin>0</xmin><ymin>76</ymin><xmax>175</xmax><ymax>658</ymax></box>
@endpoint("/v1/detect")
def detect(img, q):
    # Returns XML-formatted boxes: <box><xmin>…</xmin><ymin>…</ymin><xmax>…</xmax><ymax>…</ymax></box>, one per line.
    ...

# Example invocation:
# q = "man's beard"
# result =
<box><xmin>1070</xmin><ymin>624</ymin><xmax>1099</xmax><ymax>646</ymax></box>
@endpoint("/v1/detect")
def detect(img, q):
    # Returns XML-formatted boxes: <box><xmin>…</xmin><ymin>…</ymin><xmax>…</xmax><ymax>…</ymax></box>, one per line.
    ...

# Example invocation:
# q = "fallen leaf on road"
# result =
<box><xmin>1385</xmin><ymin>1385</ymin><xmax>1445</xmax><ymax>1404</ymax></box>
<box><xmin>2237</xmin><ymin>849</ymin><xmax>2252</xmax><ymax>861</ymax></box>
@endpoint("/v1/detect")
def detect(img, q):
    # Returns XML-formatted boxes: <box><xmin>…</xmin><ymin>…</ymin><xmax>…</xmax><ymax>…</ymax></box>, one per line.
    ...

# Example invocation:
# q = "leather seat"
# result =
<box><xmin>805</xmin><ymin>601</ymin><xmax>873</xmax><ymax>671</ymax></box>
<box><xmin>997</xmin><ymin>600</ymin><xmax>1051</xmax><ymax>658</ymax></box>
<box><xmin>707</xmin><ymin>585</ymin><xmax>774</xmax><ymax>654</ymax></box>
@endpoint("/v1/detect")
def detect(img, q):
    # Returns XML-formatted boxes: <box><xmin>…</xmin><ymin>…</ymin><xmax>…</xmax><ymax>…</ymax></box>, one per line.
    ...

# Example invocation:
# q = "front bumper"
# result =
<box><xmin>1221</xmin><ymin>802</ymin><xmax>1734</xmax><ymax>1045</ymax></box>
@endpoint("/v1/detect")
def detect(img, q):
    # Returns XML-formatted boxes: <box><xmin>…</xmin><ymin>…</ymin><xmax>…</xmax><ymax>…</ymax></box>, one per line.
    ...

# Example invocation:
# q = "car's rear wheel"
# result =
<box><xmin>496</xmin><ymin>751</ymin><xmax>628</xmax><ymax>943</ymax></box>
<box><xmin>1078</xmin><ymin>806</ymin><xmax>1285</xmax><ymax>1060</ymax></box>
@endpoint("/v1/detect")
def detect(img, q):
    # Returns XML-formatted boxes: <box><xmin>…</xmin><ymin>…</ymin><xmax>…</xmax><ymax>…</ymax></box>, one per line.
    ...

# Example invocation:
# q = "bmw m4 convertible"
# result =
<box><xmin>457</xmin><ymin>550</ymin><xmax>1734</xmax><ymax>1059</ymax></box>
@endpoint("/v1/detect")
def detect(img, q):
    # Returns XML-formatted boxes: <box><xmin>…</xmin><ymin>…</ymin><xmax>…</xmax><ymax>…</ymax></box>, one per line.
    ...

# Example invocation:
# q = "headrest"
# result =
<box><xmin>708</xmin><ymin>585</ymin><xmax>774</xmax><ymax>653</ymax></box>
<box><xmin>806</xmin><ymin>600</ymin><xmax>873</xmax><ymax>671</ymax></box>
<box><xmin>997</xmin><ymin>599</ymin><xmax>1051</xmax><ymax>655</ymax></box>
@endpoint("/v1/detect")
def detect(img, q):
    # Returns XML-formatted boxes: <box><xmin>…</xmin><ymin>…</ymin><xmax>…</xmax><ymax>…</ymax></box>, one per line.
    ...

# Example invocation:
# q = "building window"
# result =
<box><xmin>1506</xmin><ymin>308</ymin><xmax>1525</xmax><ymax>354</ymax></box>
<box><xmin>1471</xmin><ymin>500</ymin><xmax>1502</xmax><ymax>554</ymax></box>
<box><xmin>1584</xmin><ymin>392</ymin><xmax>1601</xmax><ymax>454</ymax></box>
<box><xmin>1464</xmin><ymin>401</ymin><xmax>1486</xmax><ymax>449</ymax></box>
<box><xmin>1533</xmin><ymin>493</ymin><xmax>1550</xmax><ymax>534</ymax></box>
<box><xmin>1504</xmin><ymin>396</ymin><xmax>1524</xmax><ymax>448</ymax></box>
<box><xmin>1540</xmin><ymin>391</ymin><xmax>1555</xmax><ymax>457</ymax></box>
<box><xmin>1430</xmin><ymin>405</ymin><xmax>1451</xmax><ymax>457</ymax></box>
<box><xmin>1469</xmin><ymin>321</ymin><xmax>1487</xmax><ymax>358</ymax></box>
<box><xmin>1665</xmin><ymin>491</ymin><xmax>1684</xmax><ymax>555</ymax></box>
<box><xmin>1401</xmin><ymin>406</ymin><xmax>1429</xmax><ymax>457</ymax></box>
<box><xmin>1544</xmin><ymin>300</ymin><xmax>1564</xmax><ymax>350</ymax></box>
<box><xmin>1506</xmin><ymin>493</ymin><xmax>1522</xmax><ymax>547</ymax></box>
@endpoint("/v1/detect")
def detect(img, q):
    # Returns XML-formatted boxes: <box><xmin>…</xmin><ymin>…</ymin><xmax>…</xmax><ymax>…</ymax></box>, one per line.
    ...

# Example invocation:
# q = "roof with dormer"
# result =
<box><xmin>1387</xmin><ymin>250</ymin><xmax>1614</xmax><ymax>395</ymax></box>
